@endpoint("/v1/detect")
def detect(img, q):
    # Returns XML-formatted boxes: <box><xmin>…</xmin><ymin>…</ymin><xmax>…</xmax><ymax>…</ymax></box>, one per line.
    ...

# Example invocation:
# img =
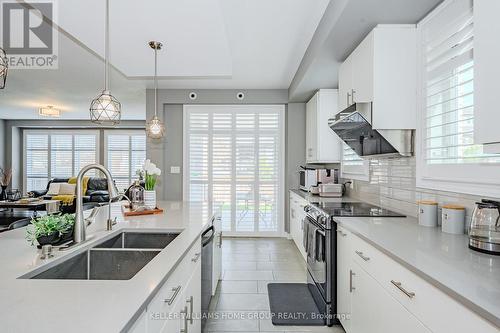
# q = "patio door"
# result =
<box><xmin>183</xmin><ymin>105</ymin><xmax>285</xmax><ymax>236</ymax></box>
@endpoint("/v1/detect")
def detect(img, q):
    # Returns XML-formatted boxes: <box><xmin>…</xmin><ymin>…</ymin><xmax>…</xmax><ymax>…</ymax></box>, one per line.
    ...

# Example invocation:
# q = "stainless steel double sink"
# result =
<box><xmin>23</xmin><ymin>232</ymin><xmax>179</xmax><ymax>280</ymax></box>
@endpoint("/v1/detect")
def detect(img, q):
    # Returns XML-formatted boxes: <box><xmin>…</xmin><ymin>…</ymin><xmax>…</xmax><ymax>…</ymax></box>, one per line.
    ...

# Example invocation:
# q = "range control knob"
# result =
<box><xmin>304</xmin><ymin>205</ymin><xmax>312</xmax><ymax>212</ymax></box>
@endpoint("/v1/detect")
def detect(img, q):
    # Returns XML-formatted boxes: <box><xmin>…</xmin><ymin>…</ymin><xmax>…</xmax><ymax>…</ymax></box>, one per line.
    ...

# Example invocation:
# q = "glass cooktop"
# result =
<box><xmin>310</xmin><ymin>201</ymin><xmax>405</xmax><ymax>217</ymax></box>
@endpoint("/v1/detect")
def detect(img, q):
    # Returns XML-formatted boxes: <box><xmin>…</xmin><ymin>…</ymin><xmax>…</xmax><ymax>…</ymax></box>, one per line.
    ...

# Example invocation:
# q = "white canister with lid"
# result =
<box><xmin>418</xmin><ymin>200</ymin><xmax>438</xmax><ymax>227</ymax></box>
<box><xmin>441</xmin><ymin>204</ymin><xmax>465</xmax><ymax>234</ymax></box>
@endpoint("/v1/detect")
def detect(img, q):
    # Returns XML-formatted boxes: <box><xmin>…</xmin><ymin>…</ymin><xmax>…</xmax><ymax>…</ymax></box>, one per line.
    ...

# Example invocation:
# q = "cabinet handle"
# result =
<box><xmin>351</xmin><ymin>89</ymin><xmax>356</xmax><ymax>103</ymax></box>
<box><xmin>218</xmin><ymin>232</ymin><xmax>223</xmax><ymax>248</ymax></box>
<box><xmin>391</xmin><ymin>280</ymin><xmax>415</xmax><ymax>298</ymax></box>
<box><xmin>164</xmin><ymin>285</ymin><xmax>182</xmax><ymax>305</ymax></box>
<box><xmin>336</xmin><ymin>230</ymin><xmax>347</xmax><ymax>237</ymax></box>
<box><xmin>180</xmin><ymin>306</ymin><xmax>189</xmax><ymax>333</ymax></box>
<box><xmin>191</xmin><ymin>252</ymin><xmax>201</xmax><ymax>262</ymax></box>
<box><xmin>186</xmin><ymin>296</ymin><xmax>194</xmax><ymax>324</ymax></box>
<box><xmin>349</xmin><ymin>269</ymin><xmax>355</xmax><ymax>292</ymax></box>
<box><xmin>347</xmin><ymin>92</ymin><xmax>351</xmax><ymax>106</ymax></box>
<box><xmin>355</xmin><ymin>250</ymin><xmax>370</xmax><ymax>261</ymax></box>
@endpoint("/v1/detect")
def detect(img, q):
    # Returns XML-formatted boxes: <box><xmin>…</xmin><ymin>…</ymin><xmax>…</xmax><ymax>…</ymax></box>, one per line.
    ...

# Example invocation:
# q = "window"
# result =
<box><xmin>341</xmin><ymin>143</ymin><xmax>369</xmax><ymax>181</ymax></box>
<box><xmin>416</xmin><ymin>0</ymin><xmax>500</xmax><ymax>197</ymax></box>
<box><xmin>104</xmin><ymin>130</ymin><xmax>146</xmax><ymax>191</ymax></box>
<box><xmin>24</xmin><ymin>130</ymin><xmax>99</xmax><ymax>192</ymax></box>
<box><xmin>183</xmin><ymin>105</ymin><xmax>285</xmax><ymax>236</ymax></box>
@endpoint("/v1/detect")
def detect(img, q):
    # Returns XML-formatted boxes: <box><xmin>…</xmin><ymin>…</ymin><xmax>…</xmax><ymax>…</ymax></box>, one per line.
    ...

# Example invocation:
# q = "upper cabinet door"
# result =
<box><xmin>306</xmin><ymin>93</ymin><xmax>318</xmax><ymax>162</ymax></box>
<box><xmin>338</xmin><ymin>56</ymin><xmax>353</xmax><ymax>111</ymax></box>
<box><xmin>306</xmin><ymin>89</ymin><xmax>341</xmax><ymax>164</ymax></box>
<box><xmin>351</xmin><ymin>31</ymin><xmax>374</xmax><ymax>103</ymax></box>
<box><xmin>474</xmin><ymin>0</ymin><xmax>500</xmax><ymax>147</ymax></box>
<box><xmin>337</xmin><ymin>25</ymin><xmax>416</xmax><ymax>130</ymax></box>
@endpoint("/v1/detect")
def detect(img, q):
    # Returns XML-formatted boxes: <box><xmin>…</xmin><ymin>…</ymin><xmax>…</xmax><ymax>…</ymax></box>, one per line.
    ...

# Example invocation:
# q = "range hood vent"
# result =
<box><xmin>328</xmin><ymin>103</ymin><xmax>413</xmax><ymax>158</ymax></box>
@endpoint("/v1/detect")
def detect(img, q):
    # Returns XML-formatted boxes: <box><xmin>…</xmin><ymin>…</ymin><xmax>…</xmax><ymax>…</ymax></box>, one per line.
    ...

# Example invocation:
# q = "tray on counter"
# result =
<box><xmin>121</xmin><ymin>204</ymin><xmax>164</xmax><ymax>217</ymax></box>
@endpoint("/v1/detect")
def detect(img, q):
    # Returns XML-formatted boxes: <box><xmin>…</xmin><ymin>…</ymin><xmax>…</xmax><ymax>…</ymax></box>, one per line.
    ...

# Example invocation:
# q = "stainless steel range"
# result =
<box><xmin>303</xmin><ymin>201</ymin><xmax>404</xmax><ymax>326</ymax></box>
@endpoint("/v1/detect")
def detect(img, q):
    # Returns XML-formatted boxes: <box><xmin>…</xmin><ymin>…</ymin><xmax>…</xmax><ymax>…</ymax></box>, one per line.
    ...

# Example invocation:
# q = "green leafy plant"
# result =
<box><xmin>26</xmin><ymin>213</ymin><xmax>75</xmax><ymax>245</ymax></box>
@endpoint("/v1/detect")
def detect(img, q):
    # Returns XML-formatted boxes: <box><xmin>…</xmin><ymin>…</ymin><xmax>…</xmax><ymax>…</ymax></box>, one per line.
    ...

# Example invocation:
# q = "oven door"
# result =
<box><xmin>304</xmin><ymin>216</ymin><xmax>329</xmax><ymax>302</ymax></box>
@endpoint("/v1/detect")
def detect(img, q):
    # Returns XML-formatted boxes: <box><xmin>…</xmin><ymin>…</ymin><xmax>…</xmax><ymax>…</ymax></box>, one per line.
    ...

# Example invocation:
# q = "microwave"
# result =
<box><xmin>299</xmin><ymin>169</ymin><xmax>317</xmax><ymax>191</ymax></box>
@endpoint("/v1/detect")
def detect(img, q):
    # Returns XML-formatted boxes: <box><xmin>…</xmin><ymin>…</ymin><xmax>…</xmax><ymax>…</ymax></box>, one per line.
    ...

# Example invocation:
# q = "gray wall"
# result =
<box><xmin>285</xmin><ymin>103</ymin><xmax>306</xmax><ymax>232</ymax></box>
<box><xmin>2</xmin><ymin>119</ymin><xmax>145</xmax><ymax>191</ymax></box>
<box><xmin>145</xmin><ymin>89</ymin><xmax>303</xmax><ymax>232</ymax></box>
<box><xmin>0</xmin><ymin>119</ymin><xmax>5</xmax><ymax>168</ymax></box>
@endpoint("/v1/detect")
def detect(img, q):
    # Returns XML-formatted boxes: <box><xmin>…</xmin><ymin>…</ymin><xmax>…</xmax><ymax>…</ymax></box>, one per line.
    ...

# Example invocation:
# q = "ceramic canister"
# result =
<box><xmin>441</xmin><ymin>204</ymin><xmax>466</xmax><ymax>234</ymax></box>
<box><xmin>418</xmin><ymin>200</ymin><xmax>438</xmax><ymax>227</ymax></box>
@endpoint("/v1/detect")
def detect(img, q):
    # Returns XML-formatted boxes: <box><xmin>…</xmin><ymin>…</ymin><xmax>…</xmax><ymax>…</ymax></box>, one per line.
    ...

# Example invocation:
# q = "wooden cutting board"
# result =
<box><xmin>121</xmin><ymin>205</ymin><xmax>164</xmax><ymax>217</ymax></box>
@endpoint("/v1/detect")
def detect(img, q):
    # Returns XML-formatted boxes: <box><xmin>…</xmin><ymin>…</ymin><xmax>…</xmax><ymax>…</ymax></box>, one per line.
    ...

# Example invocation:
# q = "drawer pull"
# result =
<box><xmin>391</xmin><ymin>280</ymin><xmax>415</xmax><ymax>298</ymax></box>
<box><xmin>186</xmin><ymin>296</ymin><xmax>194</xmax><ymax>324</ymax></box>
<box><xmin>336</xmin><ymin>230</ymin><xmax>347</xmax><ymax>237</ymax></box>
<box><xmin>355</xmin><ymin>251</ymin><xmax>370</xmax><ymax>261</ymax></box>
<box><xmin>164</xmin><ymin>285</ymin><xmax>182</xmax><ymax>305</ymax></box>
<box><xmin>349</xmin><ymin>269</ymin><xmax>355</xmax><ymax>292</ymax></box>
<box><xmin>180</xmin><ymin>306</ymin><xmax>188</xmax><ymax>333</ymax></box>
<box><xmin>191</xmin><ymin>252</ymin><xmax>201</xmax><ymax>262</ymax></box>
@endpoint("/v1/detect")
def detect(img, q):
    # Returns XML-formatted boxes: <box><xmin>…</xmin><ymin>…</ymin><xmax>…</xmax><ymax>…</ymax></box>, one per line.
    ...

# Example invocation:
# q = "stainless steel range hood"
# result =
<box><xmin>328</xmin><ymin>103</ymin><xmax>414</xmax><ymax>158</ymax></box>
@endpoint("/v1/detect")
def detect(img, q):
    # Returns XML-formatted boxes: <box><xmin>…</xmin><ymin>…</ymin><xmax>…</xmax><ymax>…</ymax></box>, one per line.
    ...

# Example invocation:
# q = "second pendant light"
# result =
<box><xmin>146</xmin><ymin>41</ymin><xmax>165</xmax><ymax>139</ymax></box>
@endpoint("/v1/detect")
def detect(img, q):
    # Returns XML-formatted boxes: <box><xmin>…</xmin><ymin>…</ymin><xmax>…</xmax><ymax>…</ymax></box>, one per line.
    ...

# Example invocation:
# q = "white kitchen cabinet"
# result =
<box><xmin>337</xmin><ymin>227</ymin><xmax>499</xmax><ymax>333</ymax></box>
<box><xmin>305</xmin><ymin>89</ymin><xmax>342</xmax><ymax>163</ymax></box>
<box><xmin>212</xmin><ymin>214</ymin><xmax>222</xmax><ymax>295</ymax></box>
<box><xmin>350</xmin><ymin>32</ymin><xmax>374</xmax><ymax>104</ymax></box>
<box><xmin>126</xmin><ymin>238</ymin><xmax>202</xmax><ymax>333</ymax></box>
<box><xmin>289</xmin><ymin>192</ymin><xmax>307</xmax><ymax>261</ymax></box>
<box><xmin>338</xmin><ymin>56</ymin><xmax>353</xmax><ymax>111</ymax></box>
<box><xmin>336</xmin><ymin>226</ymin><xmax>352</xmax><ymax>331</ymax></box>
<box><xmin>474</xmin><ymin>0</ymin><xmax>500</xmax><ymax>150</ymax></box>
<box><xmin>350</xmin><ymin>261</ymin><xmax>430</xmax><ymax>333</ymax></box>
<box><xmin>337</xmin><ymin>25</ymin><xmax>416</xmax><ymax>130</ymax></box>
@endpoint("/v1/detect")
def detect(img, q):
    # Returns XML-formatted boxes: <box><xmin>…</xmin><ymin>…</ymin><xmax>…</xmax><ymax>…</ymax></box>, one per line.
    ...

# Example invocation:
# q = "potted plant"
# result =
<box><xmin>58</xmin><ymin>213</ymin><xmax>76</xmax><ymax>243</ymax></box>
<box><xmin>142</xmin><ymin>159</ymin><xmax>161</xmax><ymax>209</ymax></box>
<box><xmin>26</xmin><ymin>214</ymin><xmax>75</xmax><ymax>246</ymax></box>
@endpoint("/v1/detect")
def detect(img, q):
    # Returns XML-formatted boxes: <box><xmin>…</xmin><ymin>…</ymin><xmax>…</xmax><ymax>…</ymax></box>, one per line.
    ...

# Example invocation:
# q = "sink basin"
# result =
<box><xmin>30</xmin><ymin>249</ymin><xmax>160</xmax><ymax>280</ymax></box>
<box><xmin>94</xmin><ymin>232</ymin><xmax>179</xmax><ymax>249</ymax></box>
<box><xmin>24</xmin><ymin>231</ymin><xmax>180</xmax><ymax>280</ymax></box>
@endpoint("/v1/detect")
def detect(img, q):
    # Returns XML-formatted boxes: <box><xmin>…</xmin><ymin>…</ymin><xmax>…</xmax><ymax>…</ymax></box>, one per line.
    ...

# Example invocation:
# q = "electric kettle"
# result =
<box><xmin>469</xmin><ymin>199</ymin><xmax>500</xmax><ymax>255</ymax></box>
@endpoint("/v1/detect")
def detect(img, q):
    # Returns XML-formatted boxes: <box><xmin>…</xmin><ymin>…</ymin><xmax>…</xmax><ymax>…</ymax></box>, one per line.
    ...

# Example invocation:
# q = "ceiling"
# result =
<box><xmin>289</xmin><ymin>0</ymin><xmax>443</xmax><ymax>101</ymax></box>
<box><xmin>0</xmin><ymin>0</ymin><xmax>329</xmax><ymax>120</ymax></box>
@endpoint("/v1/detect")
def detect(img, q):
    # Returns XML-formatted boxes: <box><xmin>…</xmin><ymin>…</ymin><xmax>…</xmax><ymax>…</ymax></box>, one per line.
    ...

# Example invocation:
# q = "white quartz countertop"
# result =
<box><xmin>0</xmin><ymin>201</ymin><xmax>214</xmax><ymax>333</ymax></box>
<box><xmin>336</xmin><ymin>215</ymin><xmax>500</xmax><ymax>328</ymax></box>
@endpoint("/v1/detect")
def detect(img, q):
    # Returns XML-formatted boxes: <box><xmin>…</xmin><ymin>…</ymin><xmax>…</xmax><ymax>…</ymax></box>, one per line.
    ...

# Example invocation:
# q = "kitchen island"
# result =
<box><xmin>0</xmin><ymin>201</ymin><xmax>215</xmax><ymax>333</ymax></box>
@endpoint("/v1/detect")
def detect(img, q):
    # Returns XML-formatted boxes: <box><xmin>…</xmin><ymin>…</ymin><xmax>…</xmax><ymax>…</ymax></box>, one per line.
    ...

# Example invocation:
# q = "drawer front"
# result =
<box><xmin>350</xmin><ymin>233</ymin><xmax>498</xmax><ymax>333</ymax></box>
<box><xmin>147</xmin><ymin>238</ymin><xmax>201</xmax><ymax>333</ymax></box>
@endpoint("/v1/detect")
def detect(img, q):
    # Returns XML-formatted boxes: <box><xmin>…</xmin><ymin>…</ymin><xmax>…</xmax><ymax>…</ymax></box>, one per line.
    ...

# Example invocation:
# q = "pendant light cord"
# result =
<box><xmin>154</xmin><ymin>46</ymin><xmax>158</xmax><ymax>117</ymax></box>
<box><xmin>104</xmin><ymin>0</ymin><xmax>110</xmax><ymax>91</ymax></box>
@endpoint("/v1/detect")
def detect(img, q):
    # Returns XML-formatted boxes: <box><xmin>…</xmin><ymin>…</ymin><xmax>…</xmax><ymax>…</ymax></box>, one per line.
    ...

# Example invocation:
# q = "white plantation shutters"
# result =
<box><xmin>184</xmin><ymin>105</ymin><xmax>284</xmax><ymax>235</ymax></box>
<box><xmin>24</xmin><ymin>130</ymin><xmax>99</xmax><ymax>192</ymax></box>
<box><xmin>104</xmin><ymin>131</ymin><xmax>146</xmax><ymax>191</ymax></box>
<box><xmin>417</xmin><ymin>0</ymin><xmax>500</xmax><ymax>196</ymax></box>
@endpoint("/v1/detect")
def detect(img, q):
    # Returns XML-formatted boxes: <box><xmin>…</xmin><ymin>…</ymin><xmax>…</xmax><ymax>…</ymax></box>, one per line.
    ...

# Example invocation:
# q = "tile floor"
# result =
<box><xmin>204</xmin><ymin>237</ymin><xmax>345</xmax><ymax>333</ymax></box>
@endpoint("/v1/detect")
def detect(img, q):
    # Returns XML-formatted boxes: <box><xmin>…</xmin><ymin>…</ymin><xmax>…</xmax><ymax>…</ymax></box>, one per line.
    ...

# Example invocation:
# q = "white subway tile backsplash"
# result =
<box><xmin>346</xmin><ymin>157</ymin><xmax>494</xmax><ymax>219</ymax></box>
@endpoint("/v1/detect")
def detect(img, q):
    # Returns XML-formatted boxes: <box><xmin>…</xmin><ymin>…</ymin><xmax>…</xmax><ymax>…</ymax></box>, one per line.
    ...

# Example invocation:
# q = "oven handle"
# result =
<box><xmin>316</xmin><ymin>228</ymin><xmax>326</xmax><ymax>237</ymax></box>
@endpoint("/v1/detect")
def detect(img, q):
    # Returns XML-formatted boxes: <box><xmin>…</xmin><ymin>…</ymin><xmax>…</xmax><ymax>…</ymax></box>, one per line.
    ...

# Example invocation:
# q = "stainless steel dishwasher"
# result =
<box><xmin>201</xmin><ymin>222</ymin><xmax>214</xmax><ymax>331</ymax></box>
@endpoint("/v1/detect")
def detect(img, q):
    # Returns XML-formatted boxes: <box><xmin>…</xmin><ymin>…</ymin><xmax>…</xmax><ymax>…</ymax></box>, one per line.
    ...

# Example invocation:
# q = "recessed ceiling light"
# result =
<box><xmin>39</xmin><ymin>106</ymin><xmax>61</xmax><ymax>117</ymax></box>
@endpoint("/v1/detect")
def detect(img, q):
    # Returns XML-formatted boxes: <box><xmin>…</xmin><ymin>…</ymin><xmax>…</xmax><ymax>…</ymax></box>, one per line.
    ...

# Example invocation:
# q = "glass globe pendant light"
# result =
<box><xmin>146</xmin><ymin>41</ymin><xmax>165</xmax><ymax>139</ymax></box>
<box><xmin>90</xmin><ymin>0</ymin><xmax>121</xmax><ymax>125</ymax></box>
<box><xmin>0</xmin><ymin>47</ymin><xmax>8</xmax><ymax>89</ymax></box>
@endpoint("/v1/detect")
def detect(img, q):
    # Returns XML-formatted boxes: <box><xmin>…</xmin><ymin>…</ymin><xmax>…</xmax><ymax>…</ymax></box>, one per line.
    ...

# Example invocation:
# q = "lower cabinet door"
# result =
<box><xmin>350</xmin><ymin>262</ymin><xmax>430</xmax><ymax>333</ymax></box>
<box><xmin>188</xmin><ymin>259</ymin><xmax>202</xmax><ymax>333</ymax></box>
<box><xmin>336</xmin><ymin>227</ymin><xmax>352</xmax><ymax>332</ymax></box>
<box><xmin>161</xmin><ymin>290</ymin><xmax>186</xmax><ymax>333</ymax></box>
